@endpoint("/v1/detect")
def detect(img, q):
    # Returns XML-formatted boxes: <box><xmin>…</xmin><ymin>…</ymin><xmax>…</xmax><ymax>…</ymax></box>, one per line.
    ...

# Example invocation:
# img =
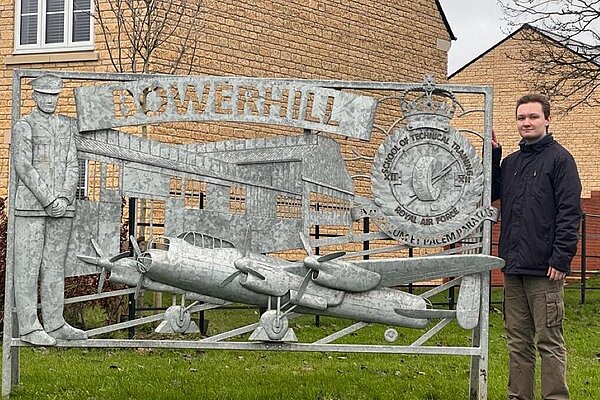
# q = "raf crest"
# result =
<box><xmin>401</xmin><ymin>76</ymin><xmax>458</xmax><ymax>132</ymax></box>
<box><xmin>366</xmin><ymin>77</ymin><xmax>496</xmax><ymax>247</ymax></box>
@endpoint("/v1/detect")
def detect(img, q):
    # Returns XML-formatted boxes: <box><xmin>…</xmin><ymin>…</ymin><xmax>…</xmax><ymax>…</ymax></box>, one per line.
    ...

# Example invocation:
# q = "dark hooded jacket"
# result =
<box><xmin>492</xmin><ymin>134</ymin><xmax>582</xmax><ymax>275</ymax></box>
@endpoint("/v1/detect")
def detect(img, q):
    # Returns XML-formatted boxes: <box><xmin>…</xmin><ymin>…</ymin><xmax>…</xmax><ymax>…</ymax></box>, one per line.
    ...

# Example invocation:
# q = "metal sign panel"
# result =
<box><xmin>74</xmin><ymin>77</ymin><xmax>378</xmax><ymax>140</ymax></box>
<box><xmin>3</xmin><ymin>70</ymin><xmax>498</xmax><ymax>400</ymax></box>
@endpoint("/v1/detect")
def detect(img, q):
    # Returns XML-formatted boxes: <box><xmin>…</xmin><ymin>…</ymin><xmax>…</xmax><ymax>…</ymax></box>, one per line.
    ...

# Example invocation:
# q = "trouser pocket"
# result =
<box><xmin>545</xmin><ymin>291</ymin><xmax>564</xmax><ymax>327</ymax></box>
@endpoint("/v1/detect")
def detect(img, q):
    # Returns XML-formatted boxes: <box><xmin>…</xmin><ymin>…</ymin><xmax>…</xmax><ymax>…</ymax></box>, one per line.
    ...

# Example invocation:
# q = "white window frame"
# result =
<box><xmin>14</xmin><ymin>0</ymin><xmax>94</xmax><ymax>54</ymax></box>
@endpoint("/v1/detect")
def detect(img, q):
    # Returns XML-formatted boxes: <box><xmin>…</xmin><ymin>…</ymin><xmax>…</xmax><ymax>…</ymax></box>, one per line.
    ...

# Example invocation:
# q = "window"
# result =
<box><xmin>184</xmin><ymin>179</ymin><xmax>206</xmax><ymax>209</ymax></box>
<box><xmin>229</xmin><ymin>186</ymin><xmax>246</xmax><ymax>215</ymax></box>
<box><xmin>104</xmin><ymin>163</ymin><xmax>120</xmax><ymax>190</ymax></box>
<box><xmin>169</xmin><ymin>177</ymin><xmax>207</xmax><ymax>209</ymax></box>
<box><xmin>75</xmin><ymin>158</ymin><xmax>87</xmax><ymax>200</ymax></box>
<box><xmin>276</xmin><ymin>195</ymin><xmax>302</xmax><ymax>220</ymax></box>
<box><xmin>15</xmin><ymin>0</ymin><xmax>93</xmax><ymax>53</ymax></box>
<box><xmin>309</xmin><ymin>192</ymin><xmax>351</xmax><ymax>214</ymax></box>
<box><xmin>77</xmin><ymin>159</ymin><xmax>100</xmax><ymax>201</ymax></box>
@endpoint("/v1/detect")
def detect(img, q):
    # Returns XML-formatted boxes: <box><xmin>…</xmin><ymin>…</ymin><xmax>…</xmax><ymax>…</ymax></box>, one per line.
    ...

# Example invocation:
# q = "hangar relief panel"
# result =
<box><xmin>71</xmin><ymin>75</ymin><xmax>496</xmax><ymax>251</ymax></box>
<box><xmin>72</xmin><ymin>78</ymin><xmax>374</xmax><ymax>252</ymax></box>
<box><xmin>66</xmin><ymin>155</ymin><xmax>122</xmax><ymax>277</ymax></box>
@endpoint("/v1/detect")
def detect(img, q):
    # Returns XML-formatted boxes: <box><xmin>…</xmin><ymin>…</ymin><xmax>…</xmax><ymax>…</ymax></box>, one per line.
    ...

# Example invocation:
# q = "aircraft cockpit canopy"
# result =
<box><xmin>177</xmin><ymin>231</ymin><xmax>235</xmax><ymax>249</ymax></box>
<box><xmin>147</xmin><ymin>237</ymin><xmax>170</xmax><ymax>252</ymax></box>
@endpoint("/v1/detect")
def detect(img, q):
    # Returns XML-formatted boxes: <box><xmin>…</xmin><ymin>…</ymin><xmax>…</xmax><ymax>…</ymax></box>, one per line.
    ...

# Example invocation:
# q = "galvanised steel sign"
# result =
<box><xmin>75</xmin><ymin>77</ymin><xmax>378</xmax><ymax>141</ymax></box>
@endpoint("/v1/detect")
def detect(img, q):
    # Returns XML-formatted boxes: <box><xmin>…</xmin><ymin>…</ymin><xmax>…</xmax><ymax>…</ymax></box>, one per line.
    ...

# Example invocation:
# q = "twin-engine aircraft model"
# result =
<box><xmin>78</xmin><ymin>231</ymin><xmax>504</xmax><ymax>342</ymax></box>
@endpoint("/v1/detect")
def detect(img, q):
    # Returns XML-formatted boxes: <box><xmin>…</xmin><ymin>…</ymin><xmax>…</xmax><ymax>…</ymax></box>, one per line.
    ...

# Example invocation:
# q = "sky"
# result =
<box><xmin>438</xmin><ymin>0</ymin><xmax>510</xmax><ymax>75</ymax></box>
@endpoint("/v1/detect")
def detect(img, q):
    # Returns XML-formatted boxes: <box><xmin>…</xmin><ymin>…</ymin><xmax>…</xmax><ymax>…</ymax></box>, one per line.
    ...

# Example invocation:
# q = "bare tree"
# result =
<box><xmin>91</xmin><ymin>1</ymin><xmax>204</xmax><ymax>309</ymax></box>
<box><xmin>94</xmin><ymin>0</ymin><xmax>203</xmax><ymax>74</ymax></box>
<box><xmin>498</xmin><ymin>0</ymin><xmax>600</xmax><ymax>113</ymax></box>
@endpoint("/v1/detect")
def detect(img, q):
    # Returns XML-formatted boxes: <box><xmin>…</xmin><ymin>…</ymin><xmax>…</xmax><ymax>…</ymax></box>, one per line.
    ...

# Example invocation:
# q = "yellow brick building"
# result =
<box><xmin>449</xmin><ymin>24</ymin><xmax>600</xmax><ymax>199</ymax></box>
<box><xmin>0</xmin><ymin>0</ymin><xmax>455</xmax><ymax>200</ymax></box>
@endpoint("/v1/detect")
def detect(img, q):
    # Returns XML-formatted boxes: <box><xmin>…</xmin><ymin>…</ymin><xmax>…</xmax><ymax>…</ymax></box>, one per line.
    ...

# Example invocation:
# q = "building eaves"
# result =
<box><xmin>435</xmin><ymin>0</ymin><xmax>457</xmax><ymax>41</ymax></box>
<box><xmin>448</xmin><ymin>23</ymin><xmax>599</xmax><ymax>79</ymax></box>
<box><xmin>208</xmin><ymin>146</ymin><xmax>313</xmax><ymax>164</ymax></box>
<box><xmin>532</xmin><ymin>25</ymin><xmax>600</xmax><ymax>67</ymax></box>
<box><xmin>186</xmin><ymin>135</ymin><xmax>319</xmax><ymax>164</ymax></box>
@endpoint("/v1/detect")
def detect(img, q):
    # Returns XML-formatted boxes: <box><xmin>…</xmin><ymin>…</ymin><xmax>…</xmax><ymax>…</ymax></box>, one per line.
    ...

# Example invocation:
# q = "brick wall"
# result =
<box><xmin>449</xmin><ymin>28</ymin><xmax>600</xmax><ymax>199</ymax></box>
<box><xmin>0</xmin><ymin>0</ymin><xmax>453</xmax><ymax>199</ymax></box>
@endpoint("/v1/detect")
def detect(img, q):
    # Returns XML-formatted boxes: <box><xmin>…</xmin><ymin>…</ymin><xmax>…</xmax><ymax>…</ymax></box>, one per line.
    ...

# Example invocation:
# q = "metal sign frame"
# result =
<box><xmin>2</xmin><ymin>69</ymin><xmax>494</xmax><ymax>399</ymax></box>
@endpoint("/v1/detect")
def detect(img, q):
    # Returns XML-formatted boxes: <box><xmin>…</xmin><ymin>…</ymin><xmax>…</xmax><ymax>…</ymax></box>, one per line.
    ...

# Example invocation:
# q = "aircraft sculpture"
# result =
<box><xmin>78</xmin><ymin>231</ymin><xmax>504</xmax><ymax>342</ymax></box>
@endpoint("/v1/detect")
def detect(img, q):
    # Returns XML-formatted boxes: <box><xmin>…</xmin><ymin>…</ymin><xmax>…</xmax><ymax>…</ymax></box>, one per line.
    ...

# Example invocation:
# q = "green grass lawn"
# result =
<box><xmin>5</xmin><ymin>283</ymin><xmax>600</xmax><ymax>400</ymax></box>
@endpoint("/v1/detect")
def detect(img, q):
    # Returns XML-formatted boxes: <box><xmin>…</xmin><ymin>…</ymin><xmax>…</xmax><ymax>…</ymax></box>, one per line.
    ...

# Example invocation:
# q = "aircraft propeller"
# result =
<box><xmin>295</xmin><ymin>233</ymin><xmax>346</xmax><ymax>301</ymax></box>
<box><xmin>219</xmin><ymin>227</ymin><xmax>265</xmax><ymax>287</ymax></box>
<box><xmin>77</xmin><ymin>239</ymin><xmax>129</xmax><ymax>294</ymax></box>
<box><xmin>131</xmin><ymin>235</ymin><xmax>153</xmax><ymax>300</ymax></box>
<box><xmin>218</xmin><ymin>257</ymin><xmax>266</xmax><ymax>287</ymax></box>
<box><xmin>77</xmin><ymin>236</ymin><xmax>152</xmax><ymax>298</ymax></box>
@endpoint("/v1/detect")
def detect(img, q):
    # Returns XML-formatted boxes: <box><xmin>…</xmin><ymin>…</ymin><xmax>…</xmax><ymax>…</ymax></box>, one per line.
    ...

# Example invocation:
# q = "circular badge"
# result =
<box><xmin>370</xmin><ymin>126</ymin><xmax>484</xmax><ymax>247</ymax></box>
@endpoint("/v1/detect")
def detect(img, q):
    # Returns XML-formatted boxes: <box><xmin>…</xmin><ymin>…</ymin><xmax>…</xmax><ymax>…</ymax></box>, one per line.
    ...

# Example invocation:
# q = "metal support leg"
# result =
<box><xmin>2</xmin><ymin>308</ymin><xmax>20</xmax><ymax>398</ymax></box>
<box><xmin>199</xmin><ymin>307</ymin><xmax>208</xmax><ymax>335</ymax></box>
<box><xmin>314</xmin><ymin>224</ymin><xmax>320</xmax><ymax>327</ymax></box>
<box><xmin>469</xmin><ymin>271</ymin><xmax>490</xmax><ymax>400</ymax></box>
<box><xmin>408</xmin><ymin>247</ymin><xmax>414</xmax><ymax>294</ymax></box>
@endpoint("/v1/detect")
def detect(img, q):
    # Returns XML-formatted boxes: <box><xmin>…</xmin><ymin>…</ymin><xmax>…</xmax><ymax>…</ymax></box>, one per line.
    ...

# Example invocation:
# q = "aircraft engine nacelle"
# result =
<box><xmin>239</xmin><ymin>268</ymin><xmax>290</xmax><ymax>297</ymax></box>
<box><xmin>289</xmin><ymin>290</ymin><xmax>328</xmax><ymax>310</ymax></box>
<box><xmin>310</xmin><ymin>260</ymin><xmax>381</xmax><ymax>292</ymax></box>
<box><xmin>109</xmin><ymin>259</ymin><xmax>142</xmax><ymax>287</ymax></box>
<box><xmin>109</xmin><ymin>259</ymin><xmax>226</xmax><ymax>304</ymax></box>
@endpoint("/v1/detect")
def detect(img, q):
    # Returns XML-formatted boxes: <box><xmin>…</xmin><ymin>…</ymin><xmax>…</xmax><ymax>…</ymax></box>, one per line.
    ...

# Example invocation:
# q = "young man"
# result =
<box><xmin>492</xmin><ymin>94</ymin><xmax>581</xmax><ymax>400</ymax></box>
<box><xmin>12</xmin><ymin>74</ymin><xmax>87</xmax><ymax>345</ymax></box>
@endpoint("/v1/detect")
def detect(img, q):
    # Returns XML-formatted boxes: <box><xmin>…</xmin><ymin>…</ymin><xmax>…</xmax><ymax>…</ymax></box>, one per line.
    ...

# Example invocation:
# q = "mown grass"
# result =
<box><xmin>5</xmin><ymin>281</ymin><xmax>600</xmax><ymax>400</ymax></box>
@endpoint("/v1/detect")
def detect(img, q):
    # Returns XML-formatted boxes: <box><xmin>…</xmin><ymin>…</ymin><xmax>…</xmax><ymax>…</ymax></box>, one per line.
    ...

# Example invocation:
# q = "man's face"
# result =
<box><xmin>33</xmin><ymin>91</ymin><xmax>59</xmax><ymax>114</ymax></box>
<box><xmin>516</xmin><ymin>101</ymin><xmax>549</xmax><ymax>141</ymax></box>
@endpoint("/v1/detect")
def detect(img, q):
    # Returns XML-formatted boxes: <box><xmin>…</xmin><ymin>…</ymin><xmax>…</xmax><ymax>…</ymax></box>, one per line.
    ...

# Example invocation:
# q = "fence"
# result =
<box><xmin>490</xmin><ymin>213</ymin><xmax>600</xmax><ymax>304</ymax></box>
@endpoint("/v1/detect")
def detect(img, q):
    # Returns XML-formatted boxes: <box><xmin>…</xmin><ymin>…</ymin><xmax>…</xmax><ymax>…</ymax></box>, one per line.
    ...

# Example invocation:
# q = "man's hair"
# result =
<box><xmin>516</xmin><ymin>93</ymin><xmax>551</xmax><ymax>119</ymax></box>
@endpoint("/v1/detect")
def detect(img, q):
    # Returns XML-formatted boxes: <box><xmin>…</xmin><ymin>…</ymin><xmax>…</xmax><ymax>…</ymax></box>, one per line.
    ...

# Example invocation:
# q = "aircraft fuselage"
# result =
<box><xmin>113</xmin><ymin>237</ymin><xmax>428</xmax><ymax>328</ymax></box>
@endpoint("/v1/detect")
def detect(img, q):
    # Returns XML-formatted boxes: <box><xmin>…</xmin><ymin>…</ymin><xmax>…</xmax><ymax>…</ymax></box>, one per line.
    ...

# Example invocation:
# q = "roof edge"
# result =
<box><xmin>435</xmin><ymin>0</ymin><xmax>457</xmax><ymax>41</ymax></box>
<box><xmin>448</xmin><ymin>24</ymin><xmax>532</xmax><ymax>79</ymax></box>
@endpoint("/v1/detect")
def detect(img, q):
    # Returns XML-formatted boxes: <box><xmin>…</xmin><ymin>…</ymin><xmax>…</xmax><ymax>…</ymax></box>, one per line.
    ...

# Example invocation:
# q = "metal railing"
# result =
<box><xmin>576</xmin><ymin>213</ymin><xmax>600</xmax><ymax>304</ymax></box>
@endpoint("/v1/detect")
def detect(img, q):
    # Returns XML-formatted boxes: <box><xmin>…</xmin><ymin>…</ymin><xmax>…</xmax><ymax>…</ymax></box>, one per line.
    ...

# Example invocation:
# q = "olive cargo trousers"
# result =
<box><xmin>504</xmin><ymin>274</ymin><xmax>569</xmax><ymax>400</ymax></box>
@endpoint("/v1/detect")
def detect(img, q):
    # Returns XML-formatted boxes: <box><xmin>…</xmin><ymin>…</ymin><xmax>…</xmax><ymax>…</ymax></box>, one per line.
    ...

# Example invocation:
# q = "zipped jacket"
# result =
<box><xmin>492</xmin><ymin>134</ymin><xmax>582</xmax><ymax>275</ymax></box>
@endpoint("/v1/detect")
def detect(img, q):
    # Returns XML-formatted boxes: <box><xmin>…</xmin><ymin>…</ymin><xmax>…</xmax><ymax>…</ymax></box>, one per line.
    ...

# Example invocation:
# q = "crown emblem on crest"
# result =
<box><xmin>401</xmin><ymin>76</ymin><xmax>458</xmax><ymax>131</ymax></box>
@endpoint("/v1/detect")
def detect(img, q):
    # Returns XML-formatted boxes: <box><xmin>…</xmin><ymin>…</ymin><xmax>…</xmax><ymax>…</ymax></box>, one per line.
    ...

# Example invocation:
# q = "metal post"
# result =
<box><xmin>580</xmin><ymin>213</ymin><xmax>587</xmax><ymax>305</ymax></box>
<box><xmin>363</xmin><ymin>217</ymin><xmax>370</xmax><ymax>260</ymax></box>
<box><xmin>447</xmin><ymin>244</ymin><xmax>456</xmax><ymax>309</ymax></box>
<box><xmin>128</xmin><ymin>198</ymin><xmax>137</xmax><ymax>339</ymax></box>
<box><xmin>314</xmin><ymin>224</ymin><xmax>320</xmax><ymax>327</ymax></box>
<box><xmin>408</xmin><ymin>247</ymin><xmax>414</xmax><ymax>294</ymax></box>
<box><xmin>488</xmin><ymin>277</ymin><xmax>493</xmax><ymax>312</ymax></box>
<box><xmin>199</xmin><ymin>304</ymin><xmax>208</xmax><ymax>335</ymax></box>
<box><xmin>469</xmin><ymin>87</ymin><xmax>494</xmax><ymax>400</ymax></box>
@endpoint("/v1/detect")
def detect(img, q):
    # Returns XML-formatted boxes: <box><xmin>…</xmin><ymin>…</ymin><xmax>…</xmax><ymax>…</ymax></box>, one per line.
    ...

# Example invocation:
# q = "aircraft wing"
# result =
<box><xmin>352</xmin><ymin>254</ymin><xmax>504</xmax><ymax>288</ymax></box>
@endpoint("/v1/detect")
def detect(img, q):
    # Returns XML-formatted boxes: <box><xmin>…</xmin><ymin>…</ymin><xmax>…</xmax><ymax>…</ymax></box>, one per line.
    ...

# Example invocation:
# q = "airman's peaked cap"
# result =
<box><xmin>30</xmin><ymin>74</ymin><xmax>63</xmax><ymax>94</ymax></box>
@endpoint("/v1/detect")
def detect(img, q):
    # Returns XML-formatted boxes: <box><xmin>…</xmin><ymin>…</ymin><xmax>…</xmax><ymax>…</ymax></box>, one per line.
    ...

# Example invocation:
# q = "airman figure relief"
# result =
<box><xmin>12</xmin><ymin>74</ymin><xmax>87</xmax><ymax>345</ymax></box>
